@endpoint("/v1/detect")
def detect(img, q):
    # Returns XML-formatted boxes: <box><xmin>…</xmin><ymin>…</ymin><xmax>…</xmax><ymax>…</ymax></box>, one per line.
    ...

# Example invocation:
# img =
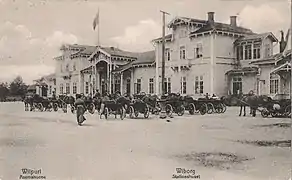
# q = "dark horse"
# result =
<box><xmin>238</xmin><ymin>91</ymin><xmax>269</xmax><ymax>117</ymax></box>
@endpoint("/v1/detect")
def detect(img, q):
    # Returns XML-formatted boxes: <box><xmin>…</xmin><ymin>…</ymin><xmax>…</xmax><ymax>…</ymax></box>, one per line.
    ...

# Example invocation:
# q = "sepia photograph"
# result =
<box><xmin>0</xmin><ymin>0</ymin><xmax>291</xmax><ymax>179</ymax></box>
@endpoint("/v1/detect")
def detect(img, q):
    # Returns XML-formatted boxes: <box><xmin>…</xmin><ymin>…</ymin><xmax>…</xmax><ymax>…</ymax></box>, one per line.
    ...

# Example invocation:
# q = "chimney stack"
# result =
<box><xmin>230</xmin><ymin>16</ymin><xmax>237</xmax><ymax>27</ymax></box>
<box><xmin>207</xmin><ymin>12</ymin><xmax>215</xmax><ymax>24</ymax></box>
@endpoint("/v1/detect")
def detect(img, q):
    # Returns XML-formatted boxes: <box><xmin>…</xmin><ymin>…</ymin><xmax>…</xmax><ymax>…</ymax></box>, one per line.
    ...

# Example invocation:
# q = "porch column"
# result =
<box><xmin>107</xmin><ymin>63</ymin><xmax>110</xmax><ymax>93</ymax></box>
<box><xmin>109</xmin><ymin>64</ymin><xmax>112</xmax><ymax>94</ymax></box>
<box><xmin>96</xmin><ymin>70</ymin><xmax>100</xmax><ymax>91</ymax></box>
<box><xmin>130</xmin><ymin>69</ymin><xmax>134</xmax><ymax>94</ymax></box>
<box><xmin>80</xmin><ymin>72</ymin><xmax>84</xmax><ymax>94</ymax></box>
<box><xmin>120</xmin><ymin>73</ymin><xmax>124</xmax><ymax>94</ymax></box>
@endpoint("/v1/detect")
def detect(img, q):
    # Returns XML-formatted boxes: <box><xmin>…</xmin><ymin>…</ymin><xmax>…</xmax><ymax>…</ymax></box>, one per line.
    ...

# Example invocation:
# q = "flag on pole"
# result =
<box><xmin>93</xmin><ymin>10</ymin><xmax>99</xmax><ymax>31</ymax></box>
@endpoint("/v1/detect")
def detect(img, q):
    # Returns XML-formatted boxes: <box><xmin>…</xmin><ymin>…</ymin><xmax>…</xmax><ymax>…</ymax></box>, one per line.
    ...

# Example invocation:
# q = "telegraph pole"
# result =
<box><xmin>159</xmin><ymin>10</ymin><xmax>170</xmax><ymax>119</ymax></box>
<box><xmin>290</xmin><ymin>0</ymin><xmax>292</xmax><ymax>119</ymax></box>
<box><xmin>161</xmin><ymin>10</ymin><xmax>169</xmax><ymax>95</ymax></box>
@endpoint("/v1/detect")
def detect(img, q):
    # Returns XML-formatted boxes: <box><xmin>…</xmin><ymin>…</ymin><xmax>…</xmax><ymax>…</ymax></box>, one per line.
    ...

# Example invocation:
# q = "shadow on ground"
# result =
<box><xmin>253</xmin><ymin>123</ymin><xmax>291</xmax><ymax>128</ymax></box>
<box><xmin>175</xmin><ymin>152</ymin><xmax>254</xmax><ymax>170</ymax></box>
<box><xmin>236</xmin><ymin>140</ymin><xmax>291</xmax><ymax>147</ymax></box>
<box><xmin>0</xmin><ymin>137</ymin><xmax>45</xmax><ymax>147</ymax></box>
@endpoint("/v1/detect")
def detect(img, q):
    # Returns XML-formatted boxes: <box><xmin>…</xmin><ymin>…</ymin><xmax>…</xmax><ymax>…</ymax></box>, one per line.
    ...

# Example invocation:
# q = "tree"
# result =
<box><xmin>9</xmin><ymin>76</ymin><xmax>28</xmax><ymax>97</ymax></box>
<box><xmin>0</xmin><ymin>82</ymin><xmax>9</xmax><ymax>101</ymax></box>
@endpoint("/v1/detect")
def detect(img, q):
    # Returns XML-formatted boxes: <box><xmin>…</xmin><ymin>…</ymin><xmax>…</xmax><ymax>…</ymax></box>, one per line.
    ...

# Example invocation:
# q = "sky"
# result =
<box><xmin>0</xmin><ymin>0</ymin><xmax>290</xmax><ymax>84</ymax></box>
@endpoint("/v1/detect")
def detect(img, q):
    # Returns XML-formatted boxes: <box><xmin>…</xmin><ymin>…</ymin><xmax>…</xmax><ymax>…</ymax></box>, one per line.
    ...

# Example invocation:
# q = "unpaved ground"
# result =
<box><xmin>0</xmin><ymin>102</ymin><xmax>291</xmax><ymax>180</ymax></box>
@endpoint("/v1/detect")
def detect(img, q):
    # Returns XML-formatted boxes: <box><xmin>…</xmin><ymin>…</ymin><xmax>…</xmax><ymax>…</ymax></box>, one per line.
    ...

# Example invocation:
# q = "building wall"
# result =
<box><xmin>133</xmin><ymin>66</ymin><xmax>156</xmax><ymax>94</ymax></box>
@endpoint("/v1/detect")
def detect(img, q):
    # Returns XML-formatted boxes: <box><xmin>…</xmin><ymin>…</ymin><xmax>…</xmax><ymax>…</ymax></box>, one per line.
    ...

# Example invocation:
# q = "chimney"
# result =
<box><xmin>230</xmin><ymin>16</ymin><xmax>237</xmax><ymax>27</ymax></box>
<box><xmin>207</xmin><ymin>12</ymin><xmax>215</xmax><ymax>24</ymax></box>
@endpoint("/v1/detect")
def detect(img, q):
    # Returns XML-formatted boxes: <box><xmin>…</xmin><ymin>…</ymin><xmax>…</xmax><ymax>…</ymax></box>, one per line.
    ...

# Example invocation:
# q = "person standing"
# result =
<box><xmin>75</xmin><ymin>94</ymin><xmax>86</xmax><ymax>126</ymax></box>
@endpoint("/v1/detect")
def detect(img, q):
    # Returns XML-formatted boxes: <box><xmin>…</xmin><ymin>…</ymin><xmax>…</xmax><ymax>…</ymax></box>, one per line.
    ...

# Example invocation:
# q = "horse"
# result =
<box><xmin>24</xmin><ymin>94</ymin><xmax>34</xmax><ymax>111</ymax></box>
<box><xmin>238</xmin><ymin>91</ymin><xmax>269</xmax><ymax>117</ymax></box>
<box><xmin>142</xmin><ymin>94</ymin><xmax>160</xmax><ymax>114</ymax></box>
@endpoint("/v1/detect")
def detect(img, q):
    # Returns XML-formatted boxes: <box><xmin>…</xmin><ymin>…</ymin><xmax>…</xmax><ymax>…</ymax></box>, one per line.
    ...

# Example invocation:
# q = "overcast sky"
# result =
<box><xmin>0</xmin><ymin>0</ymin><xmax>290</xmax><ymax>84</ymax></box>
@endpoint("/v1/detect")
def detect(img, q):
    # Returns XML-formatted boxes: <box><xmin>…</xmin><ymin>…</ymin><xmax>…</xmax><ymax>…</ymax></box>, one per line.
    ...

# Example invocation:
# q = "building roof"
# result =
<box><xmin>67</xmin><ymin>44</ymin><xmax>140</xmax><ymax>59</ymax></box>
<box><xmin>250</xmin><ymin>49</ymin><xmax>292</xmax><ymax>65</ymax></box>
<box><xmin>271</xmin><ymin>61</ymin><xmax>291</xmax><ymax>74</ymax></box>
<box><xmin>152</xmin><ymin>34</ymin><xmax>173</xmax><ymax>42</ymax></box>
<box><xmin>226</xmin><ymin>67</ymin><xmax>258</xmax><ymax>75</ymax></box>
<box><xmin>234</xmin><ymin>32</ymin><xmax>278</xmax><ymax>43</ymax></box>
<box><xmin>153</xmin><ymin>16</ymin><xmax>254</xmax><ymax>42</ymax></box>
<box><xmin>190</xmin><ymin>22</ymin><xmax>253</xmax><ymax>35</ymax></box>
<box><xmin>112</xmin><ymin>51</ymin><xmax>155</xmax><ymax>73</ymax></box>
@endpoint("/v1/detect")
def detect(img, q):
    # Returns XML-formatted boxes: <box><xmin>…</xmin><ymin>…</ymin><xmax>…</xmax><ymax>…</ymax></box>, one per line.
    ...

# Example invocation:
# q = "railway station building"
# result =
<box><xmin>35</xmin><ymin>12</ymin><xmax>291</xmax><ymax>99</ymax></box>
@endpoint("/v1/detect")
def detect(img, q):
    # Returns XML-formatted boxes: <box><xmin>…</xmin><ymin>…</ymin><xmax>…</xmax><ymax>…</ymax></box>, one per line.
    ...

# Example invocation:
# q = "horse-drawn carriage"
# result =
<box><xmin>197</xmin><ymin>98</ymin><xmax>227</xmax><ymax>114</ymax></box>
<box><xmin>182</xmin><ymin>96</ymin><xmax>208</xmax><ymax>115</ymax></box>
<box><xmin>99</xmin><ymin>96</ymin><xmax>129</xmax><ymax>120</ymax></box>
<box><xmin>260</xmin><ymin>96</ymin><xmax>291</xmax><ymax>118</ymax></box>
<box><xmin>24</xmin><ymin>93</ymin><xmax>55</xmax><ymax>112</ymax></box>
<box><xmin>159</xmin><ymin>93</ymin><xmax>185</xmax><ymax>117</ymax></box>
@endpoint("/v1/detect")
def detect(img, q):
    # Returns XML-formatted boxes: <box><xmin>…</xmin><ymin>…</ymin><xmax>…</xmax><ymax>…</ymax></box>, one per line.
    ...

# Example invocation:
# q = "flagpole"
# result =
<box><xmin>98</xmin><ymin>7</ymin><xmax>100</xmax><ymax>47</ymax></box>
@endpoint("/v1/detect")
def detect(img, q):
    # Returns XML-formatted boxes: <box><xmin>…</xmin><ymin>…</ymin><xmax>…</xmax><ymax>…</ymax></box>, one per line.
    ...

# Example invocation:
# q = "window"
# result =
<box><xmin>60</xmin><ymin>83</ymin><xmax>64</xmax><ymax>94</ymax></box>
<box><xmin>135</xmin><ymin>79</ymin><xmax>142</xmax><ymax>94</ymax></box>
<box><xmin>66</xmin><ymin>83</ymin><xmax>70</xmax><ymax>94</ymax></box>
<box><xmin>73</xmin><ymin>82</ymin><xmax>77</xmax><ymax>94</ymax></box>
<box><xmin>66</xmin><ymin>64</ymin><xmax>69</xmax><ymax>71</ymax></box>
<box><xmin>270</xmin><ymin>74</ymin><xmax>279</xmax><ymax>94</ymax></box>
<box><xmin>126</xmin><ymin>79</ymin><xmax>131</xmax><ymax>94</ymax></box>
<box><xmin>195</xmin><ymin>43</ymin><xmax>203</xmax><ymax>58</ymax></box>
<box><xmin>194</xmin><ymin>76</ymin><xmax>204</xmax><ymax>94</ymax></box>
<box><xmin>149</xmin><ymin>78</ymin><xmax>154</xmax><ymax>94</ymax></box>
<box><xmin>244</xmin><ymin>44</ymin><xmax>252</xmax><ymax>60</ymax></box>
<box><xmin>165</xmin><ymin>48</ymin><xmax>171</xmax><ymax>61</ymax></box>
<box><xmin>232</xmin><ymin>76</ymin><xmax>242</xmax><ymax>95</ymax></box>
<box><xmin>73</xmin><ymin>63</ymin><xmax>76</xmax><ymax>71</ymax></box>
<box><xmin>180</xmin><ymin>46</ymin><xmax>186</xmax><ymax>60</ymax></box>
<box><xmin>163</xmin><ymin>78</ymin><xmax>171</xmax><ymax>94</ymax></box>
<box><xmin>181</xmin><ymin>77</ymin><xmax>187</xmax><ymax>94</ymax></box>
<box><xmin>49</xmin><ymin>86</ymin><xmax>52</xmax><ymax>94</ymax></box>
<box><xmin>253</xmin><ymin>43</ymin><xmax>261</xmax><ymax>59</ymax></box>
<box><xmin>236</xmin><ymin>46</ymin><xmax>243</xmax><ymax>60</ymax></box>
<box><xmin>85</xmin><ymin>82</ymin><xmax>89</xmax><ymax>94</ymax></box>
<box><xmin>114</xmin><ymin>78</ymin><xmax>121</xmax><ymax>93</ymax></box>
<box><xmin>265</xmin><ymin>44</ymin><xmax>271</xmax><ymax>57</ymax></box>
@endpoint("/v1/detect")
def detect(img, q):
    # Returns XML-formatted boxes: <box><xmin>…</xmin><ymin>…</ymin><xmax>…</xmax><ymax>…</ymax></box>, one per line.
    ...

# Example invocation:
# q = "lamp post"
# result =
<box><xmin>159</xmin><ymin>10</ymin><xmax>170</xmax><ymax>119</ymax></box>
<box><xmin>288</xmin><ymin>5</ymin><xmax>292</xmax><ymax>180</ymax></box>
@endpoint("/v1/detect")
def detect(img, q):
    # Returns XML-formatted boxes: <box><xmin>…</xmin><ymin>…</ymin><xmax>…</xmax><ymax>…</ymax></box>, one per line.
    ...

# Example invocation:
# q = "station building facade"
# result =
<box><xmin>35</xmin><ymin>11</ymin><xmax>291</xmax><ymax>98</ymax></box>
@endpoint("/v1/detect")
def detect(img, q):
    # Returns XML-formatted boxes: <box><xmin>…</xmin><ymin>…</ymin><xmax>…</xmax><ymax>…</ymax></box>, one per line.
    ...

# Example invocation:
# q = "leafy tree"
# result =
<box><xmin>0</xmin><ymin>82</ymin><xmax>9</xmax><ymax>100</ymax></box>
<box><xmin>9</xmin><ymin>76</ymin><xmax>28</xmax><ymax>97</ymax></box>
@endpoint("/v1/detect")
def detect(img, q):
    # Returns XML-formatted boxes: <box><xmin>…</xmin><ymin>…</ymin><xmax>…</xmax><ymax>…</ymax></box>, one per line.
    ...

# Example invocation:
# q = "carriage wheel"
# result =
<box><xmin>261</xmin><ymin>108</ymin><xmax>269</xmax><ymax>118</ymax></box>
<box><xmin>120</xmin><ymin>107</ymin><xmax>126</xmax><ymax>120</ymax></box>
<box><xmin>134</xmin><ymin>110</ymin><xmax>139</xmax><ymax>117</ymax></box>
<box><xmin>32</xmin><ymin>103</ymin><xmax>37</xmax><ymax>111</ymax></box>
<box><xmin>38</xmin><ymin>103</ymin><xmax>44</xmax><ymax>112</ymax></box>
<box><xmin>200</xmin><ymin>103</ymin><xmax>207</xmax><ymax>115</ymax></box>
<box><xmin>216</xmin><ymin>103</ymin><xmax>224</xmax><ymax>114</ymax></box>
<box><xmin>177</xmin><ymin>105</ymin><xmax>185</xmax><ymax>116</ymax></box>
<box><xmin>129</xmin><ymin>106</ymin><xmax>135</xmax><ymax>119</ymax></box>
<box><xmin>144</xmin><ymin>104</ymin><xmax>150</xmax><ymax>119</ymax></box>
<box><xmin>88</xmin><ymin>103</ymin><xmax>95</xmax><ymax>114</ymax></box>
<box><xmin>104</xmin><ymin>107</ymin><xmax>109</xmax><ymax>119</ymax></box>
<box><xmin>71</xmin><ymin>105</ymin><xmax>75</xmax><ymax>114</ymax></box>
<box><xmin>165</xmin><ymin>104</ymin><xmax>173</xmax><ymax>117</ymax></box>
<box><xmin>207</xmin><ymin>103</ymin><xmax>214</xmax><ymax>114</ymax></box>
<box><xmin>24</xmin><ymin>104</ymin><xmax>28</xmax><ymax>111</ymax></box>
<box><xmin>189</xmin><ymin>103</ymin><xmax>195</xmax><ymax>115</ymax></box>
<box><xmin>62</xmin><ymin>103</ymin><xmax>67</xmax><ymax>113</ymax></box>
<box><xmin>285</xmin><ymin>105</ymin><xmax>291</xmax><ymax>117</ymax></box>
<box><xmin>53</xmin><ymin>103</ymin><xmax>58</xmax><ymax>112</ymax></box>
<box><xmin>221</xmin><ymin>103</ymin><xmax>227</xmax><ymax>113</ymax></box>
